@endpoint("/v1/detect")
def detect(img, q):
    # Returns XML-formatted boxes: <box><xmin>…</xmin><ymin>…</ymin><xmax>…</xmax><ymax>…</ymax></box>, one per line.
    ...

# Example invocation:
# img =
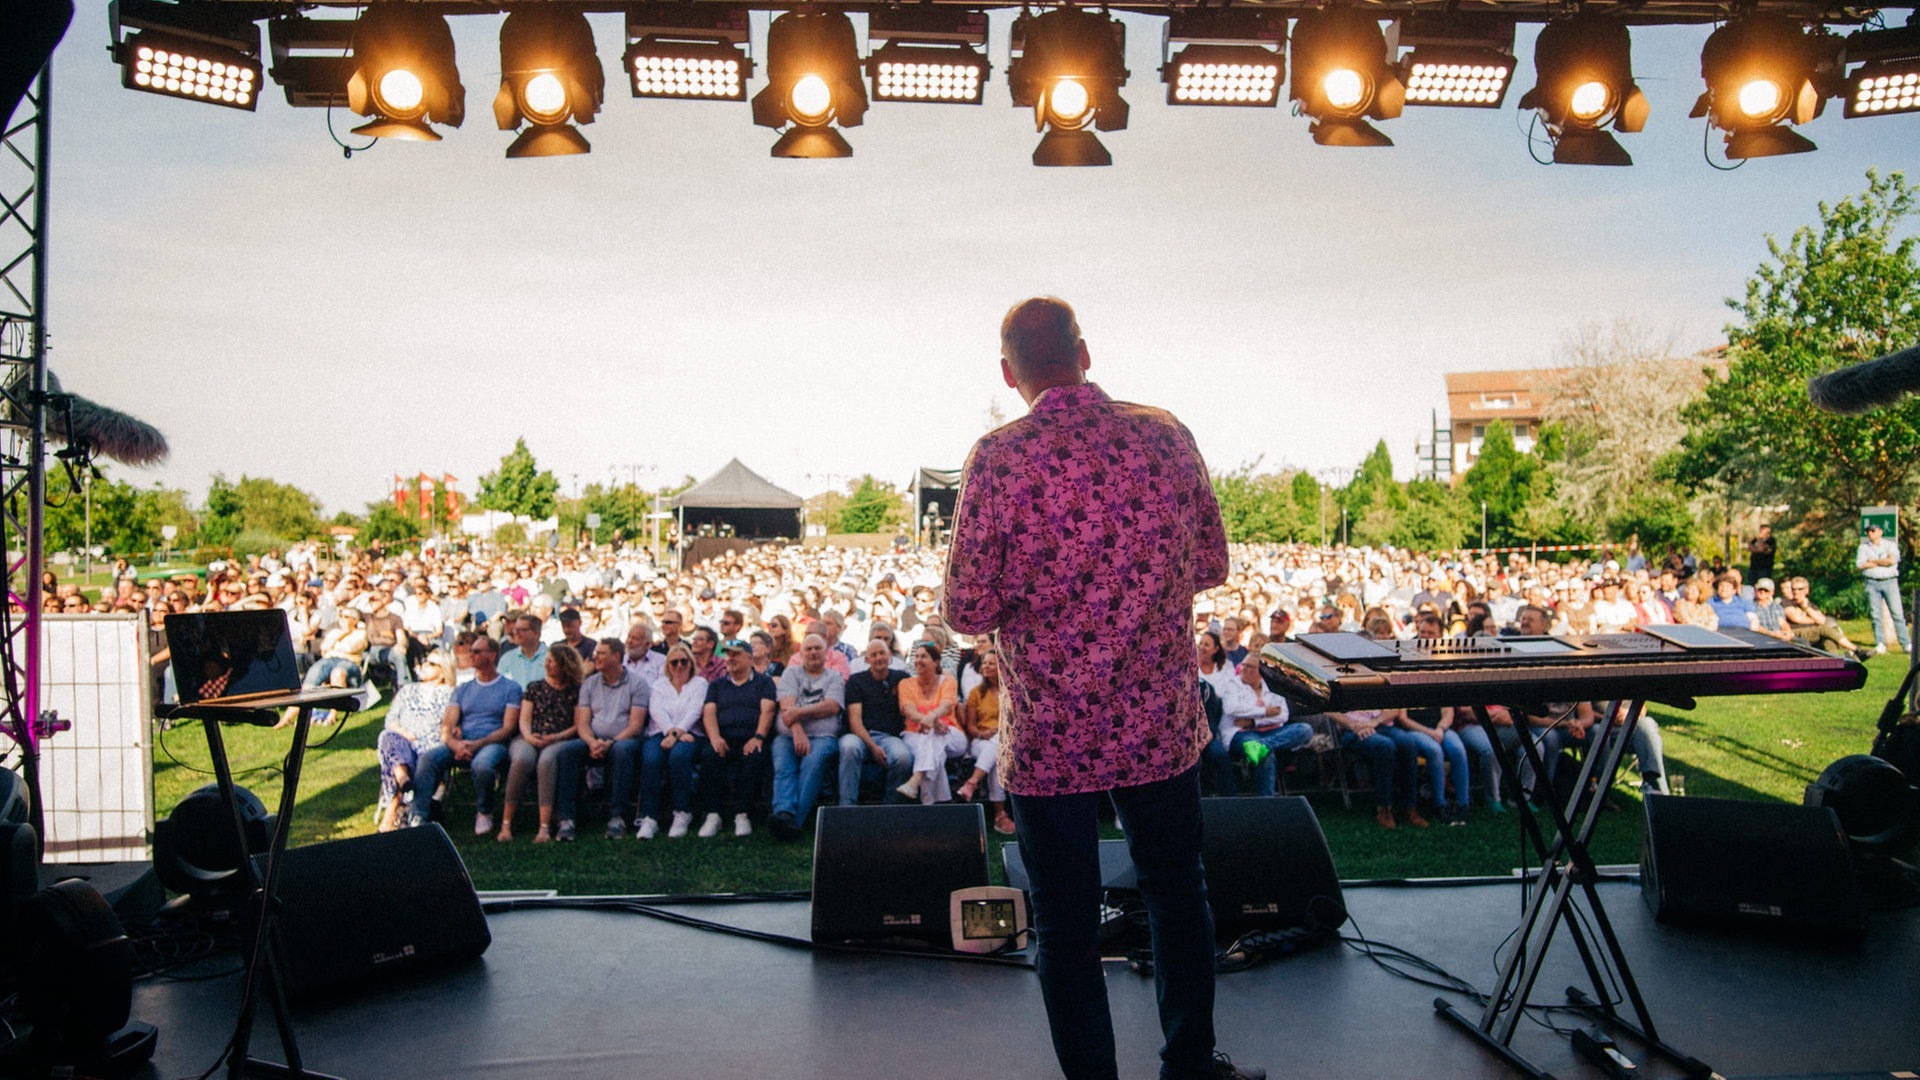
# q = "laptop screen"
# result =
<box><xmin>166</xmin><ymin>610</ymin><xmax>303</xmax><ymax>704</ymax></box>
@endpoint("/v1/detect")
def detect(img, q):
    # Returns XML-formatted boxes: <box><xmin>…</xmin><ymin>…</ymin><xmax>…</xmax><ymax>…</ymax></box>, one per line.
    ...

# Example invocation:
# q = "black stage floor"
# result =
<box><xmin>130</xmin><ymin>879</ymin><xmax>1920</xmax><ymax>1080</ymax></box>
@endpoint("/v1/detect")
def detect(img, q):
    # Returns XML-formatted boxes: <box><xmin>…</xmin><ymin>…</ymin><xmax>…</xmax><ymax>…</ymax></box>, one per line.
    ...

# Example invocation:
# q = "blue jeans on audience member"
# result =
<box><xmin>1008</xmin><ymin>764</ymin><xmax>1219</xmax><ymax>1080</ymax></box>
<box><xmin>1387</xmin><ymin>727</ymin><xmax>1469</xmax><ymax>810</ymax></box>
<box><xmin>1454</xmin><ymin>723</ymin><xmax>1499</xmax><ymax>803</ymax></box>
<box><xmin>1340</xmin><ymin>728</ymin><xmax>1404</xmax><ymax>809</ymax></box>
<box><xmin>554</xmin><ymin>737</ymin><xmax>644</xmax><ymax>822</ymax></box>
<box><xmin>1223</xmin><ymin>722</ymin><xmax>1314</xmax><ymax>797</ymax></box>
<box><xmin>1865</xmin><ymin>576</ymin><xmax>1911</xmax><ymax>651</ymax></box>
<box><xmin>638</xmin><ymin>735</ymin><xmax>700</xmax><ymax>820</ymax></box>
<box><xmin>409</xmin><ymin>740</ymin><xmax>510</xmax><ymax>824</ymax></box>
<box><xmin>1496</xmin><ymin>724</ymin><xmax>1564</xmax><ymax>802</ymax></box>
<box><xmin>302</xmin><ymin>657</ymin><xmax>361</xmax><ymax>689</ymax></box>
<box><xmin>836</xmin><ymin>732</ymin><xmax>911</xmax><ymax>806</ymax></box>
<box><xmin>365</xmin><ymin>643</ymin><xmax>411</xmax><ymax>685</ymax></box>
<box><xmin>772</xmin><ymin>730</ymin><xmax>840</xmax><ymax>823</ymax></box>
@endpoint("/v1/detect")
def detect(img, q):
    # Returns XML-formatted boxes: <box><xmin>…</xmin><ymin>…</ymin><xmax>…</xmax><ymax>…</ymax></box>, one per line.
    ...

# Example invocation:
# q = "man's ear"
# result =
<box><xmin>1001</xmin><ymin>357</ymin><xmax>1019</xmax><ymax>390</ymax></box>
<box><xmin>1077</xmin><ymin>340</ymin><xmax>1091</xmax><ymax>372</ymax></box>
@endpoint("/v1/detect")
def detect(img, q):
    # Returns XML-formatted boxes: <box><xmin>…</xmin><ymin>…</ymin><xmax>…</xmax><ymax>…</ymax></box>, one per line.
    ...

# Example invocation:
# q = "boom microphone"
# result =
<box><xmin>1807</xmin><ymin>344</ymin><xmax>1920</xmax><ymax>415</ymax></box>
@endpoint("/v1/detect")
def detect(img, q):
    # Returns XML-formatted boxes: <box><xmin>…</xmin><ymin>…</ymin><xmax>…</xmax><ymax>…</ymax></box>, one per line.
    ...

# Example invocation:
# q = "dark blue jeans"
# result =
<box><xmin>1009</xmin><ymin>764</ymin><xmax>1218</xmax><ymax>1080</ymax></box>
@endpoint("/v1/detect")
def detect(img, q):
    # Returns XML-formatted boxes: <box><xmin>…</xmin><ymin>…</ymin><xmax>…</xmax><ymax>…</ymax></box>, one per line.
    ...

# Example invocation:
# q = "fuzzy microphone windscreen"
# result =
<box><xmin>1807</xmin><ymin>344</ymin><xmax>1920</xmax><ymax>416</ymax></box>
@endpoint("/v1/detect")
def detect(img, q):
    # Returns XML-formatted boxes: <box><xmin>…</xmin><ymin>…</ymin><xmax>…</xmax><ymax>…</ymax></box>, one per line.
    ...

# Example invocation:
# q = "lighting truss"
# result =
<box><xmin>626</xmin><ymin>4</ymin><xmax>752</xmax><ymax>101</ymax></box>
<box><xmin>1161</xmin><ymin>10</ymin><xmax>1284</xmax><ymax>107</ymax></box>
<box><xmin>867</xmin><ymin>8</ymin><xmax>989</xmax><ymax>104</ymax></box>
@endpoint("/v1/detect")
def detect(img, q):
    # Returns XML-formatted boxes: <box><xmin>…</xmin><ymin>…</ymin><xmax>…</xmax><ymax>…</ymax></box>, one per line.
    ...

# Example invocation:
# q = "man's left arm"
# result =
<box><xmin>942</xmin><ymin>442</ymin><xmax>1010</xmax><ymax>635</ymax></box>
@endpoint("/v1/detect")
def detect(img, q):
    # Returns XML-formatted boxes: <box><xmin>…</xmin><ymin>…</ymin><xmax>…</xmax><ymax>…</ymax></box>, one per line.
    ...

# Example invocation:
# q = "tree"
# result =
<box><xmin>1211</xmin><ymin>462</ymin><xmax>1305</xmax><ymax>543</ymax></box>
<box><xmin>1390</xmin><ymin>479</ymin><xmax>1473</xmax><ymax>551</ymax></box>
<box><xmin>198</xmin><ymin>472</ymin><xmax>322</xmax><ymax>549</ymax></box>
<box><xmin>833</xmin><ymin>475</ymin><xmax>905</xmax><ymax>534</ymax></box>
<box><xmin>41</xmin><ymin>465</ymin><xmax>169</xmax><ymax>557</ymax></box>
<box><xmin>363</xmin><ymin>502</ymin><xmax>423</xmax><ymax>545</ymax></box>
<box><xmin>1461</xmin><ymin>420</ymin><xmax>1558</xmax><ymax>547</ymax></box>
<box><xmin>1341</xmin><ymin>441</ymin><xmax>1405</xmax><ymax>546</ymax></box>
<box><xmin>1541</xmin><ymin>319</ymin><xmax>1713</xmax><ymax>533</ymax></box>
<box><xmin>476</xmin><ymin>437</ymin><xmax>559</xmax><ymax>521</ymax></box>
<box><xmin>1670</xmin><ymin>170</ymin><xmax>1920</xmax><ymax>542</ymax></box>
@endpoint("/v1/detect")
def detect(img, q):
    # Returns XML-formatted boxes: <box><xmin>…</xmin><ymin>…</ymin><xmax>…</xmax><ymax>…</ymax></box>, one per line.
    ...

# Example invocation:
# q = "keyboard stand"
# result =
<box><xmin>1433</xmin><ymin>699</ymin><xmax>1713</xmax><ymax>1080</ymax></box>
<box><xmin>169</xmin><ymin>695</ymin><xmax>358</xmax><ymax>1080</ymax></box>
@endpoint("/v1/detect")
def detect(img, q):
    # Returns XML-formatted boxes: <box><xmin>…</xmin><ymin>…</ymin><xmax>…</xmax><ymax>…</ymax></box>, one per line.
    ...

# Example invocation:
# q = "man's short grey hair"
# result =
<box><xmin>1000</xmin><ymin>296</ymin><xmax>1082</xmax><ymax>379</ymax></box>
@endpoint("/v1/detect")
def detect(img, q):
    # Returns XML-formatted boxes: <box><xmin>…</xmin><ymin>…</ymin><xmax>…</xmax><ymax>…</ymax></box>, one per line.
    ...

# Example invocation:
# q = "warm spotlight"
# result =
<box><xmin>1289</xmin><ymin>9</ymin><xmax>1403</xmax><ymax>146</ymax></box>
<box><xmin>345</xmin><ymin>3</ymin><xmax>465</xmax><ymax>142</ymax></box>
<box><xmin>1008</xmin><ymin>6</ymin><xmax>1130</xmax><ymax>166</ymax></box>
<box><xmin>867</xmin><ymin>9</ymin><xmax>989</xmax><ymax>105</ymax></box>
<box><xmin>625</xmin><ymin>5</ymin><xmax>752</xmax><ymax>101</ymax></box>
<box><xmin>1519</xmin><ymin>14</ymin><xmax>1648</xmax><ymax>165</ymax></box>
<box><xmin>1843</xmin><ymin>25</ymin><xmax>1920</xmax><ymax>118</ymax></box>
<box><xmin>752</xmin><ymin>9</ymin><xmax>867</xmax><ymax>158</ymax></box>
<box><xmin>1692</xmin><ymin>15</ymin><xmax>1829</xmax><ymax>159</ymax></box>
<box><xmin>493</xmin><ymin>6</ymin><xmax>604</xmax><ymax>158</ymax></box>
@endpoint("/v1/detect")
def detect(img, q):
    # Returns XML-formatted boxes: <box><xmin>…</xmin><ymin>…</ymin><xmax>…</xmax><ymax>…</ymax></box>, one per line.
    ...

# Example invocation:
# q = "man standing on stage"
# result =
<box><xmin>943</xmin><ymin>297</ymin><xmax>1260</xmax><ymax>1080</ymax></box>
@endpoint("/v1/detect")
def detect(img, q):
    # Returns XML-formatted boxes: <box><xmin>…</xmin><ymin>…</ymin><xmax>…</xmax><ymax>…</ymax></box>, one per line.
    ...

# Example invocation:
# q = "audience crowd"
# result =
<box><xmin>44</xmin><ymin>530</ymin><xmax>1886</xmax><ymax>838</ymax></box>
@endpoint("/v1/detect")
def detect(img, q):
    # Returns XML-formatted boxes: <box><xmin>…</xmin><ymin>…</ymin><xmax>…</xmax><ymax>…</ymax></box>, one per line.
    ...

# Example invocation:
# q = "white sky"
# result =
<box><xmin>39</xmin><ymin>7</ymin><xmax>1919</xmax><ymax>516</ymax></box>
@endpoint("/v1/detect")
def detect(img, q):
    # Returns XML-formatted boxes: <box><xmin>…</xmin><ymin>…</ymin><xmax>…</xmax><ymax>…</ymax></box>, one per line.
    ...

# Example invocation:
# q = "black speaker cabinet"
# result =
<box><xmin>1200</xmin><ymin>796</ymin><xmax>1346</xmax><ymax>938</ymax></box>
<box><xmin>1641</xmin><ymin>794</ymin><xmax>1866</xmax><ymax>943</ymax></box>
<box><xmin>259</xmin><ymin>824</ymin><xmax>491</xmax><ymax>997</ymax></box>
<box><xmin>811</xmin><ymin>803</ymin><xmax>989</xmax><ymax>948</ymax></box>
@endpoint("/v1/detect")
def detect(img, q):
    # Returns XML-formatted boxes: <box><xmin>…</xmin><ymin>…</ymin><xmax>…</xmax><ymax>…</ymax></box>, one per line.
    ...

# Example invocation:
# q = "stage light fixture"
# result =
<box><xmin>625</xmin><ymin>5</ymin><xmax>752</xmax><ymax>101</ymax></box>
<box><xmin>866</xmin><ymin>8</ymin><xmax>989</xmax><ymax>105</ymax></box>
<box><xmin>109</xmin><ymin>0</ymin><xmax>262</xmax><ymax>112</ymax></box>
<box><xmin>1389</xmin><ymin>14</ymin><xmax>1517</xmax><ymax>109</ymax></box>
<box><xmin>1161</xmin><ymin>10</ymin><xmax>1285</xmax><ymax>107</ymax></box>
<box><xmin>1289</xmin><ymin>8</ymin><xmax>1404</xmax><ymax>146</ymax></box>
<box><xmin>1519</xmin><ymin>14</ymin><xmax>1649</xmax><ymax>166</ymax></box>
<box><xmin>493</xmin><ymin>6</ymin><xmax>604</xmax><ymax>158</ymax></box>
<box><xmin>751</xmin><ymin>9</ymin><xmax>867</xmax><ymax>158</ymax></box>
<box><xmin>1843</xmin><ymin>26</ymin><xmax>1920</xmax><ymax>118</ymax></box>
<box><xmin>1008</xmin><ymin>6</ymin><xmax>1130</xmax><ymax>167</ymax></box>
<box><xmin>345</xmin><ymin>3</ymin><xmax>465</xmax><ymax>142</ymax></box>
<box><xmin>1692</xmin><ymin>15</ymin><xmax>1829</xmax><ymax>159</ymax></box>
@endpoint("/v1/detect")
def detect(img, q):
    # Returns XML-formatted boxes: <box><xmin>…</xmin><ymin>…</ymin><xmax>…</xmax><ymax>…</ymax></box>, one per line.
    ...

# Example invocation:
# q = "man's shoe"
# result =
<box><xmin>768</xmin><ymin>811</ymin><xmax>801</xmax><ymax>841</ymax></box>
<box><xmin>670</xmin><ymin>811</ymin><xmax>696</xmax><ymax>839</ymax></box>
<box><xmin>1403</xmin><ymin>808</ymin><xmax>1431</xmax><ymax>828</ymax></box>
<box><xmin>1375</xmin><ymin>807</ymin><xmax>1396</xmax><ymax>830</ymax></box>
<box><xmin>1212</xmin><ymin>1051</ymin><xmax>1266</xmax><ymax>1079</ymax></box>
<box><xmin>1448</xmin><ymin>807</ymin><xmax>1469</xmax><ymax>827</ymax></box>
<box><xmin>734</xmin><ymin>813</ymin><xmax>753</xmax><ymax>837</ymax></box>
<box><xmin>474</xmin><ymin>813</ymin><xmax>494</xmax><ymax>837</ymax></box>
<box><xmin>636</xmin><ymin>817</ymin><xmax>659</xmax><ymax>840</ymax></box>
<box><xmin>1876</xmin><ymin>643</ymin><xmax>1889</xmax><ymax>655</ymax></box>
<box><xmin>696</xmin><ymin>813</ymin><xmax>722</xmax><ymax>838</ymax></box>
<box><xmin>556</xmin><ymin>820</ymin><xmax>576</xmax><ymax>842</ymax></box>
<box><xmin>606</xmin><ymin>817</ymin><xmax>627</xmax><ymax>840</ymax></box>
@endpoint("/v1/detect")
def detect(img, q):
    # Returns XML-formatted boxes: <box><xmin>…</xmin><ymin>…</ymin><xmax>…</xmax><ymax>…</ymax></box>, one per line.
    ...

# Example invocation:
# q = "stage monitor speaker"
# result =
<box><xmin>1199</xmin><ymin>796</ymin><xmax>1347</xmax><ymax>939</ymax></box>
<box><xmin>1641</xmin><ymin>793</ymin><xmax>1866</xmax><ymax>943</ymax></box>
<box><xmin>258</xmin><ymin>824</ymin><xmax>491</xmax><ymax>998</ymax></box>
<box><xmin>812</xmin><ymin>803</ymin><xmax>988</xmax><ymax>948</ymax></box>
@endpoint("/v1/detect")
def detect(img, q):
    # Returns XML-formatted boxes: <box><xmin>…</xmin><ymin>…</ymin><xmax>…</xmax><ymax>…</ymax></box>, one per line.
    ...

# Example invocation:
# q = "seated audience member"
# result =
<box><xmin>499</xmin><ymin>643</ymin><xmax>585</xmax><ymax>843</ymax></box>
<box><xmin>283</xmin><ymin>605</ymin><xmax>368</xmax><ymax>727</ymax></box>
<box><xmin>1781</xmin><ymin>577</ymin><xmax>1868</xmax><ymax>659</ymax></box>
<box><xmin>768</xmin><ymin>634</ymin><xmax>847</xmax><ymax>841</ymax></box>
<box><xmin>1385</xmin><ymin>613</ymin><xmax>1472</xmax><ymax>824</ymax></box>
<box><xmin>557</xmin><ymin>608</ymin><xmax>596</xmax><ymax>661</ymax></box>
<box><xmin>624</xmin><ymin>620</ymin><xmax>666</xmax><ymax>684</ymax></box>
<box><xmin>1749</xmin><ymin>579</ymin><xmax>1796</xmax><ymax>642</ymax></box>
<box><xmin>698</xmin><ymin>638</ymin><xmax>777</xmax><ymax>838</ymax></box>
<box><xmin>1215</xmin><ymin>653</ymin><xmax>1314</xmax><ymax>797</ymax></box>
<box><xmin>749</xmin><ymin>629</ymin><xmax>784</xmax><ymax>678</ymax></box>
<box><xmin>1590</xmin><ymin>578</ymin><xmax>1637</xmax><ymax>633</ymax></box>
<box><xmin>838</xmin><ymin>639</ymin><xmax>913</xmax><ymax>808</ymax></box>
<box><xmin>1196</xmin><ymin>630</ymin><xmax>1235</xmax><ymax>699</ymax></box>
<box><xmin>1707</xmin><ymin>574</ymin><xmax>1757</xmax><ymax>631</ymax></box>
<box><xmin>954</xmin><ymin>647</ymin><xmax>1014</xmax><ymax>834</ymax></box>
<box><xmin>1450</xmin><ymin>703</ymin><xmax>1510</xmax><ymax>814</ymax></box>
<box><xmin>1332</xmin><ymin>706</ymin><xmax>1416</xmax><ymax>829</ymax></box>
<box><xmin>896</xmin><ymin>641</ymin><xmax>964</xmax><ymax>804</ymax></box>
<box><xmin>362</xmin><ymin>587</ymin><xmax>411</xmax><ymax>686</ymax></box>
<box><xmin>690</xmin><ymin>625</ymin><xmax>726</xmax><ymax>683</ymax></box>
<box><xmin>641</xmin><ymin>642</ymin><xmax>709</xmax><ymax>838</ymax></box>
<box><xmin>375</xmin><ymin>650</ymin><xmax>453</xmax><ymax>832</ymax></box>
<box><xmin>498</xmin><ymin>614</ymin><xmax>550</xmax><ymax>687</ymax></box>
<box><xmin>1266</xmin><ymin>608</ymin><xmax>1293</xmax><ymax>644</ymax></box>
<box><xmin>408</xmin><ymin>635</ymin><xmax>523</xmax><ymax>834</ymax></box>
<box><xmin>867</xmin><ymin>621</ymin><xmax>909</xmax><ymax>672</ymax></box>
<box><xmin>1631</xmin><ymin>580</ymin><xmax>1673</xmax><ymax>626</ymax></box>
<box><xmin>556</xmin><ymin>637</ymin><xmax>648</xmax><ymax>839</ymax></box>
<box><xmin>1671</xmin><ymin>580</ymin><xmax>1719</xmax><ymax>630</ymax></box>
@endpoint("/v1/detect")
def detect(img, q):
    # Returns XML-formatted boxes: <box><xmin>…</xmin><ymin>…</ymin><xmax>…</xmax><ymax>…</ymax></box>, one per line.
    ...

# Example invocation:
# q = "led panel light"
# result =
<box><xmin>1846</xmin><ymin>62</ymin><xmax>1920</xmax><ymax>117</ymax></box>
<box><xmin>627</xmin><ymin>38</ymin><xmax>751</xmax><ymax>100</ymax></box>
<box><xmin>119</xmin><ymin>31</ymin><xmax>260</xmax><ymax>111</ymax></box>
<box><xmin>1165</xmin><ymin>45</ymin><xmax>1282</xmax><ymax>106</ymax></box>
<box><xmin>868</xmin><ymin>43</ymin><xmax>987</xmax><ymax>104</ymax></box>
<box><xmin>1401</xmin><ymin>47</ymin><xmax>1513</xmax><ymax>107</ymax></box>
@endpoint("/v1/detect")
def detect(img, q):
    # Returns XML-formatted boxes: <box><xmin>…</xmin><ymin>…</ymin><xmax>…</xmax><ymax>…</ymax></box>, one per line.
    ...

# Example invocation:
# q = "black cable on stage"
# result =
<box><xmin>481</xmin><ymin>894</ymin><xmax>1036</xmax><ymax>969</ymax></box>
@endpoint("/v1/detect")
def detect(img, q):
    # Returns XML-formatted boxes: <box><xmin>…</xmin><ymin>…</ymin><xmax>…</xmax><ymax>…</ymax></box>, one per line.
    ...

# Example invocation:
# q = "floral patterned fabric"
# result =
<box><xmin>943</xmin><ymin>382</ymin><xmax>1228</xmax><ymax>797</ymax></box>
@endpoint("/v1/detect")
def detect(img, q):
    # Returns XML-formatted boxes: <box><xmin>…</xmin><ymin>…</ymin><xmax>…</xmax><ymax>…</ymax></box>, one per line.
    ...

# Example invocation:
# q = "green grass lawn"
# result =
<box><xmin>152</xmin><ymin>638</ymin><xmax>1904</xmax><ymax>896</ymax></box>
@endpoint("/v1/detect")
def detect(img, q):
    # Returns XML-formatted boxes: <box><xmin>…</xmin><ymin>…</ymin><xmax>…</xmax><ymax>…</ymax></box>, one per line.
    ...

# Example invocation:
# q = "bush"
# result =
<box><xmin>493</xmin><ymin>522</ymin><xmax>528</xmax><ymax>547</ymax></box>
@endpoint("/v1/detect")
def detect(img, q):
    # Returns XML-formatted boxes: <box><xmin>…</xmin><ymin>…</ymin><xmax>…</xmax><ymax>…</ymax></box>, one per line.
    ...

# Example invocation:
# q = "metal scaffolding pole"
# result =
<box><xmin>1</xmin><ymin>64</ymin><xmax>52</xmax><ymax>852</ymax></box>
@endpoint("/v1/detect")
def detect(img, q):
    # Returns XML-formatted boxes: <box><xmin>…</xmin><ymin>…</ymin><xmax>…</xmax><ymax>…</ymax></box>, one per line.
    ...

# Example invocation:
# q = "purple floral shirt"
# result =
<box><xmin>942</xmin><ymin>382</ymin><xmax>1228</xmax><ymax>797</ymax></box>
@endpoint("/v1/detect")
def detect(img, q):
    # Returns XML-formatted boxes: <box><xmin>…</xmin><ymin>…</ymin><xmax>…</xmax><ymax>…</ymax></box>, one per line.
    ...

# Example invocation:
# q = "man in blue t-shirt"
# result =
<box><xmin>409</xmin><ymin>635</ymin><xmax>524</xmax><ymax>834</ymax></box>
<box><xmin>1706</xmin><ymin>574</ymin><xmax>1757</xmax><ymax>632</ymax></box>
<box><xmin>698</xmin><ymin>639</ymin><xmax>776</xmax><ymax>838</ymax></box>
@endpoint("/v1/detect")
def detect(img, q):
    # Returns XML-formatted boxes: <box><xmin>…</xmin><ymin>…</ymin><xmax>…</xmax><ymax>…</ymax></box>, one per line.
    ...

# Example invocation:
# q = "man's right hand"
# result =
<box><xmin>710</xmin><ymin>738</ymin><xmax>729</xmax><ymax>757</ymax></box>
<box><xmin>451</xmin><ymin>739</ymin><xmax>474</xmax><ymax>762</ymax></box>
<box><xmin>867</xmin><ymin>740</ymin><xmax>886</xmax><ymax>765</ymax></box>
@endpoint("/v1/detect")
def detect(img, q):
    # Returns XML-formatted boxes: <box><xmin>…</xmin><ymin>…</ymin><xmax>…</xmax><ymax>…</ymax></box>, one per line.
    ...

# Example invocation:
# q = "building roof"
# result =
<box><xmin>1444</xmin><ymin>367</ymin><xmax>1574</xmax><ymax>425</ymax></box>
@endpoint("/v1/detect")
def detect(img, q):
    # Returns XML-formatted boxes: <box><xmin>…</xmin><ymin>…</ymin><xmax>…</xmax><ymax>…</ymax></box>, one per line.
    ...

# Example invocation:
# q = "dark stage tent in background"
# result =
<box><xmin>673</xmin><ymin>459</ymin><xmax>804</xmax><ymax>567</ymax></box>
<box><xmin>913</xmin><ymin>467</ymin><xmax>961</xmax><ymax>542</ymax></box>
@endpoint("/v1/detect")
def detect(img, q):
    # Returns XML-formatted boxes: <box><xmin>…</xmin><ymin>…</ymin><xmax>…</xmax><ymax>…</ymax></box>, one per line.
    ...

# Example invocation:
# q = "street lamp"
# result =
<box><xmin>1482</xmin><ymin>500</ymin><xmax>1488</xmax><ymax>550</ymax></box>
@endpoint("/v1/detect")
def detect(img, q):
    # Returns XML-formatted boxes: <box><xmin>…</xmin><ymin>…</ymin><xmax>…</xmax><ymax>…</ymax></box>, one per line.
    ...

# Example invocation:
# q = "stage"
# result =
<box><xmin>125</xmin><ymin>877</ymin><xmax>1920</xmax><ymax>1080</ymax></box>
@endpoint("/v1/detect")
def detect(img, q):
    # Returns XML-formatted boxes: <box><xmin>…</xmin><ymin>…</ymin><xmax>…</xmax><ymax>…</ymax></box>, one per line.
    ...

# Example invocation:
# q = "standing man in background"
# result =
<box><xmin>944</xmin><ymin>297</ymin><xmax>1260</xmax><ymax>1080</ymax></box>
<box><xmin>1857</xmin><ymin>522</ymin><xmax>1910</xmax><ymax>654</ymax></box>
